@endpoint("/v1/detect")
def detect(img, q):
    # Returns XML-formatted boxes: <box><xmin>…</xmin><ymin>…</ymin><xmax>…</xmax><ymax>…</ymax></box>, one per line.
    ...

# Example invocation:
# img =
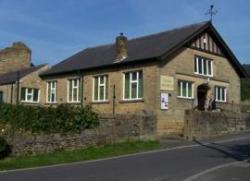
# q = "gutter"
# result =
<box><xmin>40</xmin><ymin>57</ymin><xmax>159</xmax><ymax>78</ymax></box>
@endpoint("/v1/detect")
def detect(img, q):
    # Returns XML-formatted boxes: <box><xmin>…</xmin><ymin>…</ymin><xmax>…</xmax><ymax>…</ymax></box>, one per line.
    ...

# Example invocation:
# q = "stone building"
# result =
<box><xmin>0</xmin><ymin>42</ymin><xmax>48</xmax><ymax>104</ymax></box>
<box><xmin>39</xmin><ymin>21</ymin><xmax>246</xmax><ymax>135</ymax></box>
<box><xmin>0</xmin><ymin>64</ymin><xmax>48</xmax><ymax>104</ymax></box>
<box><xmin>0</xmin><ymin>42</ymin><xmax>32</xmax><ymax>75</ymax></box>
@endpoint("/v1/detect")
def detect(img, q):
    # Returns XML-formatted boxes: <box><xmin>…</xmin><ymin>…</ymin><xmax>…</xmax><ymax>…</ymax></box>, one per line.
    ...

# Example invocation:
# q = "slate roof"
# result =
<box><xmin>42</xmin><ymin>21</ymin><xmax>210</xmax><ymax>76</ymax></box>
<box><xmin>0</xmin><ymin>64</ymin><xmax>46</xmax><ymax>85</ymax></box>
<box><xmin>41</xmin><ymin>21</ymin><xmax>247</xmax><ymax>77</ymax></box>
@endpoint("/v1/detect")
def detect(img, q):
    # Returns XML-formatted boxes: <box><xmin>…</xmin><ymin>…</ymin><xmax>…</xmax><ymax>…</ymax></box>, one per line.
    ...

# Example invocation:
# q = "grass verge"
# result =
<box><xmin>0</xmin><ymin>140</ymin><xmax>160</xmax><ymax>171</ymax></box>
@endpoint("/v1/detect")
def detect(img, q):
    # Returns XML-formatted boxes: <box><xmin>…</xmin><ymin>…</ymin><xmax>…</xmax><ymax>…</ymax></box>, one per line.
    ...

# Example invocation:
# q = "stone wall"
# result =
<box><xmin>0</xmin><ymin>42</ymin><xmax>31</xmax><ymax>74</ymax></box>
<box><xmin>242</xmin><ymin>100</ymin><xmax>250</xmax><ymax>105</ymax></box>
<box><xmin>1</xmin><ymin>112</ymin><xmax>156</xmax><ymax>156</ymax></box>
<box><xmin>216</xmin><ymin>102</ymin><xmax>250</xmax><ymax>113</ymax></box>
<box><xmin>184</xmin><ymin>110</ymin><xmax>250</xmax><ymax>140</ymax></box>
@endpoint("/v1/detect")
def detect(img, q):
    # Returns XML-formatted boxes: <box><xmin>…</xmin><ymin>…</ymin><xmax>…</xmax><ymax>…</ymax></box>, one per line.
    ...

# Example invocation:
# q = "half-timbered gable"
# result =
<box><xmin>190</xmin><ymin>32</ymin><xmax>223</xmax><ymax>56</ymax></box>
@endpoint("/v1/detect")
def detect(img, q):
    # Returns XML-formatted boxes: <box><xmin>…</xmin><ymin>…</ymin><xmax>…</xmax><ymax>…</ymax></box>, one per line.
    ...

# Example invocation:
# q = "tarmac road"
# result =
<box><xmin>0</xmin><ymin>133</ymin><xmax>250</xmax><ymax>181</ymax></box>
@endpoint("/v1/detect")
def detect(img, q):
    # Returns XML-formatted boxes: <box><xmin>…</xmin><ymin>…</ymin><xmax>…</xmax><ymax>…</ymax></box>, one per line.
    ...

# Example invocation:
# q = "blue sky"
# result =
<box><xmin>0</xmin><ymin>0</ymin><xmax>249</xmax><ymax>65</ymax></box>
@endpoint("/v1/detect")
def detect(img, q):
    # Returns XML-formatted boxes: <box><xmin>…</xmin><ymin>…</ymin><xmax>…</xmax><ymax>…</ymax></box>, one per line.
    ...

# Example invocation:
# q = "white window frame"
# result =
<box><xmin>123</xmin><ymin>71</ymin><xmax>143</xmax><ymax>100</ymax></box>
<box><xmin>215</xmin><ymin>86</ymin><xmax>227</xmax><ymax>103</ymax></box>
<box><xmin>67</xmin><ymin>78</ymin><xmax>80</xmax><ymax>103</ymax></box>
<box><xmin>177</xmin><ymin>80</ymin><xmax>194</xmax><ymax>99</ymax></box>
<box><xmin>195</xmin><ymin>56</ymin><xmax>213</xmax><ymax>77</ymax></box>
<box><xmin>46</xmin><ymin>81</ymin><xmax>57</xmax><ymax>103</ymax></box>
<box><xmin>93</xmin><ymin>75</ymin><xmax>108</xmax><ymax>102</ymax></box>
<box><xmin>21</xmin><ymin>88</ymin><xmax>40</xmax><ymax>103</ymax></box>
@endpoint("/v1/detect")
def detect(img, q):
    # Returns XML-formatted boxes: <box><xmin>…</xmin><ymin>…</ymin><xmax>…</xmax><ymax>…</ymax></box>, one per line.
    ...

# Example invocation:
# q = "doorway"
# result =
<box><xmin>197</xmin><ymin>84</ymin><xmax>210</xmax><ymax>111</ymax></box>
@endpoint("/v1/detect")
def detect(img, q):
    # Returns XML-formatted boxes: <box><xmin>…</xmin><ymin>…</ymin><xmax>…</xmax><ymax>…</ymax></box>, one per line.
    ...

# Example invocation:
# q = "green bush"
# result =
<box><xmin>0</xmin><ymin>137</ymin><xmax>11</xmax><ymax>159</ymax></box>
<box><xmin>0</xmin><ymin>104</ymin><xmax>99</xmax><ymax>133</ymax></box>
<box><xmin>241</xmin><ymin>78</ymin><xmax>250</xmax><ymax>101</ymax></box>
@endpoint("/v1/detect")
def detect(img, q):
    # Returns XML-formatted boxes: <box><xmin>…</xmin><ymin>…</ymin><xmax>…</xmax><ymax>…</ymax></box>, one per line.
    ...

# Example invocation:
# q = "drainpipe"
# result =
<box><xmin>10</xmin><ymin>83</ymin><xmax>14</xmax><ymax>104</ymax></box>
<box><xmin>78</xmin><ymin>70</ymin><xmax>84</xmax><ymax>107</ymax></box>
<box><xmin>16</xmin><ymin>71</ymin><xmax>20</xmax><ymax>105</ymax></box>
<box><xmin>112</xmin><ymin>85</ymin><xmax>116</xmax><ymax>116</ymax></box>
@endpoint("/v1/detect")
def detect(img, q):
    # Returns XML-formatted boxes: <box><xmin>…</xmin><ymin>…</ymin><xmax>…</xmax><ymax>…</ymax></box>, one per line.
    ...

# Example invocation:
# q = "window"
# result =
<box><xmin>93</xmin><ymin>75</ymin><xmax>108</xmax><ymax>101</ymax></box>
<box><xmin>21</xmin><ymin>88</ymin><xmax>39</xmax><ymax>103</ymax></box>
<box><xmin>47</xmin><ymin>81</ymin><xmax>57</xmax><ymax>103</ymax></box>
<box><xmin>194</xmin><ymin>56</ymin><xmax>213</xmax><ymax>76</ymax></box>
<box><xmin>123</xmin><ymin>71</ymin><xmax>143</xmax><ymax>100</ymax></box>
<box><xmin>177</xmin><ymin>80</ymin><xmax>193</xmax><ymax>99</ymax></box>
<box><xmin>68</xmin><ymin>78</ymin><xmax>80</xmax><ymax>103</ymax></box>
<box><xmin>215</xmin><ymin>86</ymin><xmax>227</xmax><ymax>102</ymax></box>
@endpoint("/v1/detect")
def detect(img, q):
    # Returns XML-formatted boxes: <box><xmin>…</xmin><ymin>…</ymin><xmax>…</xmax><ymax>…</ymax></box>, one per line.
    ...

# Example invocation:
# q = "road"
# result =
<box><xmin>0</xmin><ymin>133</ymin><xmax>250</xmax><ymax>181</ymax></box>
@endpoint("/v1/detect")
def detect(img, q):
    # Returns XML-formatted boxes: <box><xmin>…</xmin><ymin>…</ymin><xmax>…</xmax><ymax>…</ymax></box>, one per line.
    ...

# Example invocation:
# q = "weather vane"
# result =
<box><xmin>205</xmin><ymin>5</ymin><xmax>217</xmax><ymax>22</ymax></box>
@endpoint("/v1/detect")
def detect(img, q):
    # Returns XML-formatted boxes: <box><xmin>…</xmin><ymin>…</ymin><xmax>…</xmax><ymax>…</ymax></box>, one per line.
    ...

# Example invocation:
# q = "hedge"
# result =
<box><xmin>241</xmin><ymin>78</ymin><xmax>250</xmax><ymax>101</ymax></box>
<box><xmin>0</xmin><ymin>104</ymin><xmax>99</xmax><ymax>133</ymax></box>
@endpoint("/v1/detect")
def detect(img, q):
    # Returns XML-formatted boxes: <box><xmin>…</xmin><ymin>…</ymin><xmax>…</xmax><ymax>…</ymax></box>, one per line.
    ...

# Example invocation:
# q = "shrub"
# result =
<box><xmin>0</xmin><ymin>104</ymin><xmax>99</xmax><ymax>134</ymax></box>
<box><xmin>241</xmin><ymin>78</ymin><xmax>250</xmax><ymax>101</ymax></box>
<box><xmin>0</xmin><ymin>137</ymin><xmax>11</xmax><ymax>159</ymax></box>
<box><xmin>74</xmin><ymin>105</ymin><xmax>99</xmax><ymax>132</ymax></box>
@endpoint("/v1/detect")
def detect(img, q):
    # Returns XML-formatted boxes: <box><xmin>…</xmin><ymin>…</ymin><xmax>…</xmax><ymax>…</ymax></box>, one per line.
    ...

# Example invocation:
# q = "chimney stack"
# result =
<box><xmin>115</xmin><ymin>33</ymin><xmax>128</xmax><ymax>61</ymax></box>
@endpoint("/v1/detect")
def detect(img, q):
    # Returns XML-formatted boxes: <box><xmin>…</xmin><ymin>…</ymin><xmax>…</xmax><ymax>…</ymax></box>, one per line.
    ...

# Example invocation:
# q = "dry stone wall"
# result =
<box><xmin>1</xmin><ymin>113</ymin><xmax>156</xmax><ymax>156</ymax></box>
<box><xmin>184</xmin><ymin>110</ymin><xmax>250</xmax><ymax>140</ymax></box>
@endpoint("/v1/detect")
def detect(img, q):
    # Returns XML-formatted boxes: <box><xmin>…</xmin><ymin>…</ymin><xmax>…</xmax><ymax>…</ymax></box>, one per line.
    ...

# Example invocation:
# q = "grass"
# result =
<box><xmin>0</xmin><ymin>140</ymin><xmax>160</xmax><ymax>171</ymax></box>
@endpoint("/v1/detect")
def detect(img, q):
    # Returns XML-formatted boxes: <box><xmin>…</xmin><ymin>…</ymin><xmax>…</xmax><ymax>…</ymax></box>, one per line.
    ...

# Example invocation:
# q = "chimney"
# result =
<box><xmin>115</xmin><ymin>33</ymin><xmax>128</xmax><ymax>61</ymax></box>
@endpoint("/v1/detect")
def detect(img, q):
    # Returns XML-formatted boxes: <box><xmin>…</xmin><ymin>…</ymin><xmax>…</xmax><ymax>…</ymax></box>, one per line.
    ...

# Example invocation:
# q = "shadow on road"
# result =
<box><xmin>194</xmin><ymin>139</ymin><xmax>250</xmax><ymax>162</ymax></box>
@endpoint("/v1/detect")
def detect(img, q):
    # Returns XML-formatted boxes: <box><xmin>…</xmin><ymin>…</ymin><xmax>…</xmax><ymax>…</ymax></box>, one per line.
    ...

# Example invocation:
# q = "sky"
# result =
<box><xmin>0</xmin><ymin>0</ymin><xmax>249</xmax><ymax>66</ymax></box>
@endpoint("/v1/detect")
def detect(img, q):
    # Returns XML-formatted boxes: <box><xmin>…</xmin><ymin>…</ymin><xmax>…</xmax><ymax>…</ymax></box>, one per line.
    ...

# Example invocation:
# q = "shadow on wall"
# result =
<box><xmin>184</xmin><ymin>110</ymin><xmax>250</xmax><ymax>140</ymax></box>
<box><xmin>194</xmin><ymin>139</ymin><xmax>250</xmax><ymax>162</ymax></box>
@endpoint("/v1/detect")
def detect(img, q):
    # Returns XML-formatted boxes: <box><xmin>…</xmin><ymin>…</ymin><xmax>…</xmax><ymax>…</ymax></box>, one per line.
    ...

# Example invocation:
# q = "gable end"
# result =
<box><xmin>189</xmin><ymin>32</ymin><xmax>224</xmax><ymax>56</ymax></box>
<box><xmin>160</xmin><ymin>22</ymin><xmax>247</xmax><ymax>78</ymax></box>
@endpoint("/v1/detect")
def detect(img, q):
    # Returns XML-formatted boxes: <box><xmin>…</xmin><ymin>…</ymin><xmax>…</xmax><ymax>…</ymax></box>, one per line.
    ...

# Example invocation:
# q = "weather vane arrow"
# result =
<box><xmin>205</xmin><ymin>5</ymin><xmax>218</xmax><ymax>22</ymax></box>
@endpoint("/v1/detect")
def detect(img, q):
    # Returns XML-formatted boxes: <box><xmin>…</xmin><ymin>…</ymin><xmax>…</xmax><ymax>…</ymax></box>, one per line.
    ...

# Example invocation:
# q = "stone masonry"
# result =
<box><xmin>0</xmin><ymin>28</ymin><xmax>243</xmax><ymax>138</ymax></box>
<box><xmin>1</xmin><ymin>113</ymin><xmax>156</xmax><ymax>156</ymax></box>
<box><xmin>156</xmin><ymin>47</ymin><xmax>241</xmax><ymax>136</ymax></box>
<box><xmin>0</xmin><ymin>42</ymin><xmax>32</xmax><ymax>74</ymax></box>
<box><xmin>184</xmin><ymin>110</ymin><xmax>250</xmax><ymax>140</ymax></box>
<box><xmin>41</xmin><ymin>46</ymin><xmax>241</xmax><ymax>136</ymax></box>
<box><xmin>0</xmin><ymin>65</ymin><xmax>48</xmax><ymax>104</ymax></box>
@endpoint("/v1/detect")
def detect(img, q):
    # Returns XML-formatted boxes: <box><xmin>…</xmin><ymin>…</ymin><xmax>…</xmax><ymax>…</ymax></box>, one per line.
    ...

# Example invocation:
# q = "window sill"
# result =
<box><xmin>91</xmin><ymin>101</ymin><xmax>110</xmax><ymax>104</ymax></box>
<box><xmin>177</xmin><ymin>96</ymin><xmax>194</xmax><ymax>101</ymax></box>
<box><xmin>194</xmin><ymin>73</ymin><xmax>213</xmax><ymax>78</ymax></box>
<box><xmin>21</xmin><ymin>101</ymin><xmax>39</xmax><ymax>104</ymax></box>
<box><xmin>67</xmin><ymin>102</ymin><xmax>81</xmax><ymax>104</ymax></box>
<box><xmin>119</xmin><ymin>99</ymin><xmax>144</xmax><ymax>103</ymax></box>
<box><xmin>216</xmin><ymin>101</ymin><xmax>227</xmax><ymax>103</ymax></box>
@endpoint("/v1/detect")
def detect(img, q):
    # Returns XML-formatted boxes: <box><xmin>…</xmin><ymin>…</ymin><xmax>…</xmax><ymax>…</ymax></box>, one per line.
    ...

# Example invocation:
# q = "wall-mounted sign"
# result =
<box><xmin>161</xmin><ymin>93</ymin><xmax>169</xmax><ymax>110</ymax></box>
<box><xmin>160</xmin><ymin>75</ymin><xmax>174</xmax><ymax>91</ymax></box>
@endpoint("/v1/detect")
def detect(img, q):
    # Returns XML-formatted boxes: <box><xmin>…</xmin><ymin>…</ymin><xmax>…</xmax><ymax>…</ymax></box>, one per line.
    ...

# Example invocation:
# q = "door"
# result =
<box><xmin>197</xmin><ymin>84</ymin><xmax>210</xmax><ymax>111</ymax></box>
